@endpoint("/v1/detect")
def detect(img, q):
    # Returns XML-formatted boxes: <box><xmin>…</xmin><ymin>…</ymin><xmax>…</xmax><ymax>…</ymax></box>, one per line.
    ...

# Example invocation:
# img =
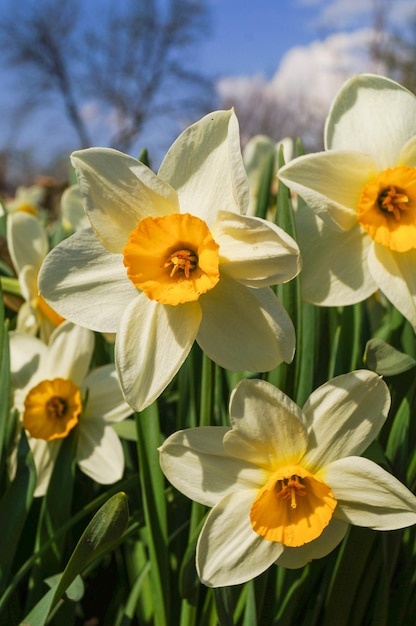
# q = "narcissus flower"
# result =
<box><xmin>159</xmin><ymin>372</ymin><xmax>416</xmax><ymax>587</ymax></box>
<box><xmin>10</xmin><ymin>321</ymin><xmax>132</xmax><ymax>496</ymax></box>
<box><xmin>7</xmin><ymin>211</ymin><xmax>64</xmax><ymax>341</ymax></box>
<box><xmin>39</xmin><ymin>110</ymin><xmax>301</xmax><ymax>411</ymax></box>
<box><xmin>60</xmin><ymin>184</ymin><xmax>90</xmax><ymax>232</ymax></box>
<box><xmin>3</xmin><ymin>184</ymin><xmax>45</xmax><ymax>216</ymax></box>
<box><xmin>278</xmin><ymin>74</ymin><xmax>416</xmax><ymax>329</ymax></box>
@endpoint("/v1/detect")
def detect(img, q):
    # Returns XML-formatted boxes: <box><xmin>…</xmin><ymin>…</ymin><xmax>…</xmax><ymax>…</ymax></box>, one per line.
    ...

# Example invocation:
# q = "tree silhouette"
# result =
<box><xmin>0</xmin><ymin>0</ymin><xmax>214</xmax><ymax>157</ymax></box>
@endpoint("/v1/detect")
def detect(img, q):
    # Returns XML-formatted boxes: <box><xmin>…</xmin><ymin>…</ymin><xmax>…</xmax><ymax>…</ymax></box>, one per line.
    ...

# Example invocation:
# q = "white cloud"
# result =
<box><xmin>315</xmin><ymin>0</ymin><xmax>374</xmax><ymax>29</ymax></box>
<box><xmin>217</xmin><ymin>28</ymin><xmax>389</xmax><ymax>149</ymax></box>
<box><xmin>305</xmin><ymin>0</ymin><xmax>416</xmax><ymax>33</ymax></box>
<box><xmin>271</xmin><ymin>27</ymin><xmax>386</xmax><ymax>105</ymax></box>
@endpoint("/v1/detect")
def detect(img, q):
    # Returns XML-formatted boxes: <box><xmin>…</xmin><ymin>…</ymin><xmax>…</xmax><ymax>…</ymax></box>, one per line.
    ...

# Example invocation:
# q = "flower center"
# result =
<box><xmin>46</xmin><ymin>396</ymin><xmax>68</xmax><ymax>419</ymax></box>
<box><xmin>164</xmin><ymin>249</ymin><xmax>198</xmax><ymax>278</ymax></box>
<box><xmin>123</xmin><ymin>213</ymin><xmax>220</xmax><ymax>305</ymax></box>
<box><xmin>357</xmin><ymin>166</ymin><xmax>416</xmax><ymax>252</ymax></box>
<box><xmin>23</xmin><ymin>378</ymin><xmax>82</xmax><ymax>441</ymax></box>
<box><xmin>250</xmin><ymin>465</ymin><xmax>337</xmax><ymax>547</ymax></box>
<box><xmin>275</xmin><ymin>474</ymin><xmax>307</xmax><ymax>509</ymax></box>
<box><xmin>17</xmin><ymin>203</ymin><xmax>38</xmax><ymax>216</ymax></box>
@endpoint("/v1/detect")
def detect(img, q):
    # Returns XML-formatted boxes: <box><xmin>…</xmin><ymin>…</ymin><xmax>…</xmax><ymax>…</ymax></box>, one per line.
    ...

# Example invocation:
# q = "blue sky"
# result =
<box><xmin>200</xmin><ymin>0</ymin><xmax>325</xmax><ymax>78</ymax></box>
<box><xmin>198</xmin><ymin>0</ymin><xmax>410</xmax><ymax>79</ymax></box>
<box><xmin>2</xmin><ymin>0</ymin><xmax>415</xmax><ymax>176</ymax></box>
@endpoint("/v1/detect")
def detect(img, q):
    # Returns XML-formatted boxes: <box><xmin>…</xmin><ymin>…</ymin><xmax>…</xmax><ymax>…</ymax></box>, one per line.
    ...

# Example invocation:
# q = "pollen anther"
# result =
<box><xmin>377</xmin><ymin>186</ymin><xmax>409</xmax><ymax>220</ymax></box>
<box><xmin>46</xmin><ymin>396</ymin><xmax>68</xmax><ymax>420</ymax></box>
<box><xmin>164</xmin><ymin>249</ymin><xmax>198</xmax><ymax>278</ymax></box>
<box><xmin>275</xmin><ymin>474</ymin><xmax>306</xmax><ymax>509</ymax></box>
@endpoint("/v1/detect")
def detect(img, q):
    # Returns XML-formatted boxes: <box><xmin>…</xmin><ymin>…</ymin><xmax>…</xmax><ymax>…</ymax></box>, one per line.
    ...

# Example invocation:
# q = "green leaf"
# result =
<box><xmin>45</xmin><ymin>573</ymin><xmax>84</xmax><ymax>602</ymax></box>
<box><xmin>364</xmin><ymin>338</ymin><xmax>416</xmax><ymax>375</ymax></box>
<box><xmin>135</xmin><ymin>405</ymin><xmax>170</xmax><ymax>626</ymax></box>
<box><xmin>0</xmin><ymin>430</ymin><xmax>36</xmax><ymax>592</ymax></box>
<box><xmin>21</xmin><ymin>491</ymin><xmax>129</xmax><ymax>625</ymax></box>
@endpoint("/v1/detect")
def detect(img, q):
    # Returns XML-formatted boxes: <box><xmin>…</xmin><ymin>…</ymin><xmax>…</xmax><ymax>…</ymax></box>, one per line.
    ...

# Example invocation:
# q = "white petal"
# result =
<box><xmin>77</xmin><ymin>422</ymin><xmax>124</xmax><ymax>484</ymax></box>
<box><xmin>7</xmin><ymin>212</ymin><xmax>48</xmax><ymax>273</ymax></box>
<box><xmin>324</xmin><ymin>456</ymin><xmax>416</xmax><ymax>530</ymax></box>
<box><xmin>158</xmin><ymin>110</ymin><xmax>249</xmax><ymax>227</ymax></box>
<box><xmin>15</xmin><ymin>302</ymin><xmax>40</xmax><ymax>337</ymax></box>
<box><xmin>197</xmin><ymin>277</ymin><xmax>295</xmax><ymax>371</ymax></box>
<box><xmin>302</xmin><ymin>371</ymin><xmax>390</xmax><ymax>470</ymax></box>
<box><xmin>44</xmin><ymin>321</ymin><xmax>95</xmax><ymax>385</ymax></box>
<box><xmin>16</xmin><ymin>265</ymin><xmax>37</xmax><ymax>303</ymax></box>
<box><xmin>71</xmin><ymin>148</ymin><xmax>179</xmax><ymax>252</ymax></box>
<box><xmin>279</xmin><ymin>151</ymin><xmax>374</xmax><ymax>230</ymax></box>
<box><xmin>295</xmin><ymin>208</ymin><xmax>377</xmax><ymax>306</ymax></box>
<box><xmin>38</xmin><ymin>228</ymin><xmax>137</xmax><ymax>333</ymax></box>
<box><xmin>225</xmin><ymin>378</ymin><xmax>307</xmax><ymax>469</ymax></box>
<box><xmin>274</xmin><ymin>519</ymin><xmax>348</xmax><ymax>569</ymax></box>
<box><xmin>83</xmin><ymin>364</ymin><xmax>132</xmax><ymax>422</ymax></box>
<box><xmin>214</xmin><ymin>210</ymin><xmax>301</xmax><ymax>287</ymax></box>
<box><xmin>196</xmin><ymin>490</ymin><xmax>283</xmax><ymax>587</ymax></box>
<box><xmin>115</xmin><ymin>295</ymin><xmax>202</xmax><ymax>411</ymax></box>
<box><xmin>9</xmin><ymin>332</ymin><xmax>47</xmax><ymax>392</ymax></box>
<box><xmin>399</xmin><ymin>134</ymin><xmax>416</xmax><ymax>167</ymax></box>
<box><xmin>368</xmin><ymin>244</ymin><xmax>416</xmax><ymax>331</ymax></box>
<box><xmin>159</xmin><ymin>427</ymin><xmax>265</xmax><ymax>507</ymax></box>
<box><xmin>29</xmin><ymin>438</ymin><xmax>60</xmax><ymax>498</ymax></box>
<box><xmin>326</xmin><ymin>74</ymin><xmax>416</xmax><ymax>170</ymax></box>
<box><xmin>60</xmin><ymin>184</ymin><xmax>89</xmax><ymax>232</ymax></box>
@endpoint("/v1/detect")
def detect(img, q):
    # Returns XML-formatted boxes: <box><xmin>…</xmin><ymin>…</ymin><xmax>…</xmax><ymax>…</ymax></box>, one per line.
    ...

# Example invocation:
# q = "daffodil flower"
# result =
<box><xmin>3</xmin><ymin>184</ymin><xmax>45</xmax><ymax>216</ymax></box>
<box><xmin>38</xmin><ymin>110</ymin><xmax>301</xmax><ymax>411</ymax></box>
<box><xmin>243</xmin><ymin>134</ymin><xmax>293</xmax><ymax>216</ymax></box>
<box><xmin>60</xmin><ymin>184</ymin><xmax>90</xmax><ymax>232</ymax></box>
<box><xmin>7</xmin><ymin>211</ymin><xmax>64</xmax><ymax>341</ymax></box>
<box><xmin>159</xmin><ymin>372</ymin><xmax>416</xmax><ymax>587</ymax></box>
<box><xmin>10</xmin><ymin>321</ymin><xmax>132</xmax><ymax>496</ymax></box>
<box><xmin>278</xmin><ymin>74</ymin><xmax>416</xmax><ymax>329</ymax></box>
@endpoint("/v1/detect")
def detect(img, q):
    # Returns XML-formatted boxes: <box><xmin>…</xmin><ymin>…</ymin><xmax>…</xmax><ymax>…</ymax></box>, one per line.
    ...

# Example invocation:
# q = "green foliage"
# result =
<box><xmin>0</xmin><ymin>152</ymin><xmax>415</xmax><ymax>626</ymax></box>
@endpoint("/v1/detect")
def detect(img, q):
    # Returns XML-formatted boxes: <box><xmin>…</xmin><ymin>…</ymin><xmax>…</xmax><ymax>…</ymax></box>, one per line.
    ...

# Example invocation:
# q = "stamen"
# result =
<box><xmin>250</xmin><ymin>465</ymin><xmax>337</xmax><ymax>546</ymax></box>
<box><xmin>46</xmin><ymin>396</ymin><xmax>68</xmax><ymax>419</ymax></box>
<box><xmin>275</xmin><ymin>474</ymin><xmax>306</xmax><ymax>509</ymax></box>
<box><xmin>123</xmin><ymin>213</ymin><xmax>219</xmax><ymax>305</ymax></box>
<box><xmin>357</xmin><ymin>166</ymin><xmax>416</xmax><ymax>252</ymax></box>
<box><xmin>377</xmin><ymin>186</ymin><xmax>409</xmax><ymax>220</ymax></box>
<box><xmin>164</xmin><ymin>249</ymin><xmax>198</xmax><ymax>279</ymax></box>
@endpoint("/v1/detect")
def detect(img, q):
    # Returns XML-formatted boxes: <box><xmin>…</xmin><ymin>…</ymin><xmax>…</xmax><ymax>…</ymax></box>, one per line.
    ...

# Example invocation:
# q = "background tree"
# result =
<box><xmin>0</xmin><ymin>0</ymin><xmax>215</xmax><ymax>178</ymax></box>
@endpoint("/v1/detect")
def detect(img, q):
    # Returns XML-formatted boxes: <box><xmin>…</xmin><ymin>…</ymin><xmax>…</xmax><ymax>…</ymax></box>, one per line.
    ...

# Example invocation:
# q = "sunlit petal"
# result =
<box><xmin>115</xmin><ymin>295</ymin><xmax>202</xmax><ymax>411</ymax></box>
<box><xmin>159</xmin><ymin>110</ymin><xmax>249</xmax><ymax>227</ymax></box>
<box><xmin>215</xmin><ymin>210</ymin><xmax>301</xmax><ymax>286</ymax></box>
<box><xmin>197</xmin><ymin>490</ymin><xmax>283</xmax><ymax>587</ymax></box>
<box><xmin>302</xmin><ymin>371</ymin><xmax>390</xmax><ymax>470</ymax></box>
<box><xmin>368</xmin><ymin>244</ymin><xmax>416</xmax><ymax>331</ymax></box>
<box><xmin>77</xmin><ymin>421</ymin><xmax>124</xmax><ymax>484</ymax></box>
<box><xmin>279</xmin><ymin>150</ymin><xmax>374</xmax><ymax>230</ymax></box>
<box><xmin>326</xmin><ymin>74</ymin><xmax>416</xmax><ymax>169</ymax></box>
<box><xmin>39</xmin><ymin>228</ymin><xmax>137</xmax><ymax>333</ymax></box>
<box><xmin>159</xmin><ymin>427</ymin><xmax>265</xmax><ymax>507</ymax></box>
<box><xmin>83</xmin><ymin>364</ymin><xmax>132</xmax><ymax>422</ymax></box>
<box><xmin>197</xmin><ymin>277</ymin><xmax>295</xmax><ymax>371</ymax></box>
<box><xmin>44</xmin><ymin>322</ymin><xmax>95</xmax><ymax>385</ymax></box>
<box><xmin>71</xmin><ymin>148</ymin><xmax>179</xmax><ymax>252</ymax></box>
<box><xmin>295</xmin><ymin>209</ymin><xmax>377</xmax><ymax>305</ymax></box>
<box><xmin>225</xmin><ymin>378</ymin><xmax>307</xmax><ymax>468</ymax></box>
<box><xmin>7</xmin><ymin>212</ymin><xmax>48</xmax><ymax>273</ymax></box>
<box><xmin>323</xmin><ymin>457</ymin><xmax>416</xmax><ymax>530</ymax></box>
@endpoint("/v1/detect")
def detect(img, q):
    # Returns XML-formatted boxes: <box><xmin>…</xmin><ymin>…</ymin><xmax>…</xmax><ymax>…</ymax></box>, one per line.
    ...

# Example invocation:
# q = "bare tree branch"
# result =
<box><xmin>0</xmin><ymin>0</ymin><xmax>214</xmax><ymax>160</ymax></box>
